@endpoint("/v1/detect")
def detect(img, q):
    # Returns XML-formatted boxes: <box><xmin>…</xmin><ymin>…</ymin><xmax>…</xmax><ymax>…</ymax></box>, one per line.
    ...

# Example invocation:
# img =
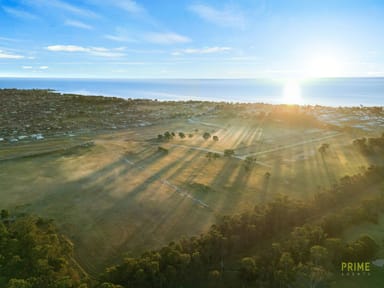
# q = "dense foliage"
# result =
<box><xmin>100</xmin><ymin>166</ymin><xmax>384</xmax><ymax>288</ymax></box>
<box><xmin>0</xmin><ymin>212</ymin><xmax>85</xmax><ymax>288</ymax></box>
<box><xmin>353</xmin><ymin>133</ymin><xmax>384</xmax><ymax>154</ymax></box>
<box><xmin>1</xmin><ymin>166</ymin><xmax>383</xmax><ymax>287</ymax></box>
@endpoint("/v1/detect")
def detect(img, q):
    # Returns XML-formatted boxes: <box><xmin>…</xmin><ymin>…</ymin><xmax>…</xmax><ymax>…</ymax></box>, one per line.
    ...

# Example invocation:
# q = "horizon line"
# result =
<box><xmin>1</xmin><ymin>76</ymin><xmax>384</xmax><ymax>80</ymax></box>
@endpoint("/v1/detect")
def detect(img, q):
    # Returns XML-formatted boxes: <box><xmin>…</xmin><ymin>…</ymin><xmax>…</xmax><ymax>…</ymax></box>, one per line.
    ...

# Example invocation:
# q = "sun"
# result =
<box><xmin>282</xmin><ymin>80</ymin><xmax>302</xmax><ymax>104</ymax></box>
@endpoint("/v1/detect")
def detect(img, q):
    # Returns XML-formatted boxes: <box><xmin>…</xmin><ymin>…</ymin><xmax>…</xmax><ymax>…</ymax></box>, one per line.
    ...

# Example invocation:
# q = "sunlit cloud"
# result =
<box><xmin>2</xmin><ymin>6</ymin><xmax>39</xmax><ymax>20</ymax></box>
<box><xmin>90</xmin><ymin>0</ymin><xmax>155</xmax><ymax>24</ymax></box>
<box><xmin>144</xmin><ymin>32</ymin><xmax>191</xmax><ymax>44</ymax></box>
<box><xmin>106</xmin><ymin>30</ymin><xmax>191</xmax><ymax>45</ymax></box>
<box><xmin>0</xmin><ymin>50</ymin><xmax>24</xmax><ymax>59</ymax></box>
<box><xmin>189</xmin><ymin>3</ymin><xmax>245</xmax><ymax>28</ymax></box>
<box><xmin>0</xmin><ymin>36</ymin><xmax>21</xmax><ymax>42</ymax></box>
<box><xmin>104</xmin><ymin>28</ymin><xmax>138</xmax><ymax>43</ymax></box>
<box><xmin>46</xmin><ymin>45</ymin><xmax>125</xmax><ymax>57</ymax></box>
<box><xmin>47</xmin><ymin>45</ymin><xmax>88</xmax><ymax>52</ymax></box>
<box><xmin>115</xmin><ymin>0</ymin><xmax>145</xmax><ymax>15</ymax></box>
<box><xmin>26</xmin><ymin>0</ymin><xmax>99</xmax><ymax>18</ymax></box>
<box><xmin>21</xmin><ymin>65</ymin><xmax>49</xmax><ymax>70</ymax></box>
<box><xmin>172</xmin><ymin>46</ymin><xmax>231</xmax><ymax>56</ymax></box>
<box><xmin>89</xmin><ymin>0</ymin><xmax>145</xmax><ymax>15</ymax></box>
<box><xmin>105</xmin><ymin>34</ymin><xmax>135</xmax><ymax>42</ymax></box>
<box><xmin>65</xmin><ymin>19</ymin><xmax>93</xmax><ymax>30</ymax></box>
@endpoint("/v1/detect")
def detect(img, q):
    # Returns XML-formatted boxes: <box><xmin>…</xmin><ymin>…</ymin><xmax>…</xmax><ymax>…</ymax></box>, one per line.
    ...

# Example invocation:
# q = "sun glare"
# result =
<box><xmin>307</xmin><ymin>54</ymin><xmax>344</xmax><ymax>77</ymax></box>
<box><xmin>282</xmin><ymin>80</ymin><xmax>302</xmax><ymax>104</ymax></box>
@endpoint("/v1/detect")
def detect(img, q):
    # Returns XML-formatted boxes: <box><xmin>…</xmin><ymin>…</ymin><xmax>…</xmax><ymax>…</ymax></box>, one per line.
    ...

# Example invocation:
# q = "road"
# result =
<box><xmin>239</xmin><ymin>132</ymin><xmax>343</xmax><ymax>158</ymax></box>
<box><xmin>170</xmin><ymin>132</ymin><xmax>343</xmax><ymax>168</ymax></box>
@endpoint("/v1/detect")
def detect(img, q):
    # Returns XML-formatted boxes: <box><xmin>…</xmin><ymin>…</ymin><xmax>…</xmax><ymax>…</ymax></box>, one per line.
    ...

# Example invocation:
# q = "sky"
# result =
<box><xmin>1</xmin><ymin>0</ymin><xmax>384</xmax><ymax>78</ymax></box>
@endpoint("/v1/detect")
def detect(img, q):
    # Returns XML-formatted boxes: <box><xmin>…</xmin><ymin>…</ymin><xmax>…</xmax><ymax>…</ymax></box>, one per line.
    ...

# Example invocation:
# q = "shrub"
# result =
<box><xmin>203</xmin><ymin>132</ymin><xmax>211</xmax><ymax>140</ymax></box>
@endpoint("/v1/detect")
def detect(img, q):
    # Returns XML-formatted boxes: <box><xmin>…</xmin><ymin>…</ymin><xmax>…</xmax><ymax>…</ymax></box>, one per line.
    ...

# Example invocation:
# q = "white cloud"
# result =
<box><xmin>144</xmin><ymin>32</ymin><xmax>191</xmax><ymax>44</ymax></box>
<box><xmin>65</xmin><ymin>19</ymin><xmax>93</xmax><ymax>30</ymax></box>
<box><xmin>0</xmin><ymin>36</ymin><xmax>21</xmax><ymax>42</ymax></box>
<box><xmin>0</xmin><ymin>50</ymin><xmax>24</xmax><ymax>59</ymax></box>
<box><xmin>106</xmin><ymin>29</ymin><xmax>191</xmax><ymax>45</ymax></box>
<box><xmin>47</xmin><ymin>45</ymin><xmax>88</xmax><ymax>52</ymax></box>
<box><xmin>105</xmin><ymin>34</ymin><xmax>134</xmax><ymax>42</ymax></box>
<box><xmin>115</xmin><ymin>0</ymin><xmax>145</xmax><ymax>15</ymax></box>
<box><xmin>111</xmin><ymin>0</ymin><xmax>156</xmax><ymax>24</ymax></box>
<box><xmin>21</xmin><ymin>65</ymin><xmax>49</xmax><ymax>70</ymax></box>
<box><xmin>189</xmin><ymin>3</ymin><xmax>245</xmax><ymax>28</ymax></box>
<box><xmin>173</xmin><ymin>46</ymin><xmax>232</xmax><ymax>55</ymax></box>
<box><xmin>2</xmin><ymin>6</ymin><xmax>39</xmax><ymax>20</ymax></box>
<box><xmin>104</xmin><ymin>28</ymin><xmax>138</xmax><ymax>43</ymax></box>
<box><xmin>46</xmin><ymin>45</ymin><xmax>125</xmax><ymax>57</ymax></box>
<box><xmin>26</xmin><ymin>0</ymin><xmax>98</xmax><ymax>18</ymax></box>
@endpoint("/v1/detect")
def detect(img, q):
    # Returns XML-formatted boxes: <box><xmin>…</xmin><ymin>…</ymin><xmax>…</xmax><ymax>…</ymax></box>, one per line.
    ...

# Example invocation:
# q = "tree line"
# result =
<box><xmin>2</xmin><ymin>166</ymin><xmax>384</xmax><ymax>287</ymax></box>
<box><xmin>100</xmin><ymin>165</ymin><xmax>384</xmax><ymax>288</ymax></box>
<box><xmin>353</xmin><ymin>133</ymin><xmax>384</xmax><ymax>154</ymax></box>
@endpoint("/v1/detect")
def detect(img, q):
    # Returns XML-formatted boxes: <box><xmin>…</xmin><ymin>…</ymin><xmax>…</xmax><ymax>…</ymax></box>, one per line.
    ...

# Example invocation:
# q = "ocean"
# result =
<box><xmin>0</xmin><ymin>77</ymin><xmax>383</xmax><ymax>107</ymax></box>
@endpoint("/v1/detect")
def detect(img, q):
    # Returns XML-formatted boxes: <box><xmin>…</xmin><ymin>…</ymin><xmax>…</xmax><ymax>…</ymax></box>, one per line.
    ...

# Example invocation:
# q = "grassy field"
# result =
<box><xmin>0</xmin><ymin>110</ymin><xmax>381</xmax><ymax>274</ymax></box>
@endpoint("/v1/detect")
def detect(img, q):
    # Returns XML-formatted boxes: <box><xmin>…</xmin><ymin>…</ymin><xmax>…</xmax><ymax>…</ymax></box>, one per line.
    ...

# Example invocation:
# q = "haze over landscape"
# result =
<box><xmin>1</xmin><ymin>1</ymin><xmax>384</xmax><ymax>288</ymax></box>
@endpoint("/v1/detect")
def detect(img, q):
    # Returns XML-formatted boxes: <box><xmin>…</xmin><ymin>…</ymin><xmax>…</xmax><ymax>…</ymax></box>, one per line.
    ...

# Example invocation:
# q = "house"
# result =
<box><xmin>31</xmin><ymin>133</ymin><xmax>44</xmax><ymax>140</ymax></box>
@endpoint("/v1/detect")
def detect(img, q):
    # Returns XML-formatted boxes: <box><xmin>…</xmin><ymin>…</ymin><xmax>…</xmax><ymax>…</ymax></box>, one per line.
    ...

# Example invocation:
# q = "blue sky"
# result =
<box><xmin>1</xmin><ymin>0</ymin><xmax>384</xmax><ymax>78</ymax></box>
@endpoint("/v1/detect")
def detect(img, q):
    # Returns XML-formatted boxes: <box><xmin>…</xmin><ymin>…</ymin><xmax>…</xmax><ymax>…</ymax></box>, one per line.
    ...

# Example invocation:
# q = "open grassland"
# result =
<box><xmin>1</xmin><ymin>90</ymin><xmax>383</xmax><ymax>275</ymax></box>
<box><xmin>1</xmin><ymin>119</ymin><xmax>380</xmax><ymax>273</ymax></box>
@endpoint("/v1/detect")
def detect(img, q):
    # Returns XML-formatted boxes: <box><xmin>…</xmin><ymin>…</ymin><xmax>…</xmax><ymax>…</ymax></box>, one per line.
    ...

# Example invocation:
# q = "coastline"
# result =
<box><xmin>1</xmin><ymin>77</ymin><xmax>383</xmax><ymax>107</ymax></box>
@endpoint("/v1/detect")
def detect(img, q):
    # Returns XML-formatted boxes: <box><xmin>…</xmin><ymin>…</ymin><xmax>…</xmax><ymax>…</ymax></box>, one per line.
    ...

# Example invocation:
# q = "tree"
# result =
<box><xmin>98</xmin><ymin>283</ymin><xmax>124</xmax><ymax>288</ymax></box>
<box><xmin>209</xmin><ymin>270</ymin><xmax>221</xmax><ymax>286</ymax></box>
<box><xmin>278</xmin><ymin>252</ymin><xmax>295</xmax><ymax>284</ymax></box>
<box><xmin>345</xmin><ymin>235</ymin><xmax>379</xmax><ymax>261</ymax></box>
<box><xmin>239</xmin><ymin>257</ymin><xmax>258</xmax><ymax>283</ymax></box>
<box><xmin>324</xmin><ymin>238</ymin><xmax>344</xmax><ymax>265</ymax></box>
<box><xmin>178</xmin><ymin>132</ymin><xmax>186</xmax><ymax>139</ymax></box>
<box><xmin>244</xmin><ymin>156</ymin><xmax>256</xmax><ymax>171</ymax></box>
<box><xmin>295</xmin><ymin>263</ymin><xmax>330</xmax><ymax>288</ymax></box>
<box><xmin>7</xmin><ymin>279</ymin><xmax>32</xmax><ymax>288</ymax></box>
<box><xmin>164</xmin><ymin>131</ymin><xmax>172</xmax><ymax>140</ymax></box>
<box><xmin>318</xmin><ymin>143</ymin><xmax>330</xmax><ymax>154</ymax></box>
<box><xmin>203</xmin><ymin>132</ymin><xmax>211</xmax><ymax>140</ymax></box>
<box><xmin>212</xmin><ymin>136</ymin><xmax>219</xmax><ymax>141</ymax></box>
<box><xmin>1</xmin><ymin>209</ymin><xmax>9</xmax><ymax>219</ymax></box>
<box><xmin>0</xmin><ymin>214</ymin><xmax>82</xmax><ymax>288</ymax></box>
<box><xmin>310</xmin><ymin>245</ymin><xmax>328</xmax><ymax>267</ymax></box>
